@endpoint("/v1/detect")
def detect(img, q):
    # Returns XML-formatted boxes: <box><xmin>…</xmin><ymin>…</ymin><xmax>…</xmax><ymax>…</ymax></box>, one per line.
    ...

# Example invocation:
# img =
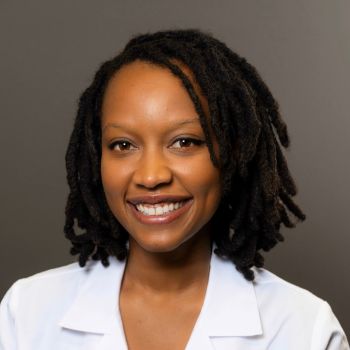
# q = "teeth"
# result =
<box><xmin>135</xmin><ymin>201</ymin><xmax>186</xmax><ymax>216</ymax></box>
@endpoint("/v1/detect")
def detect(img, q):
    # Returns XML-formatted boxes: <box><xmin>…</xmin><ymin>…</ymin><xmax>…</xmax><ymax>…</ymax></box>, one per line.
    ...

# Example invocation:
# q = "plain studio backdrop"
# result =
<box><xmin>0</xmin><ymin>0</ymin><xmax>349</xmax><ymax>336</ymax></box>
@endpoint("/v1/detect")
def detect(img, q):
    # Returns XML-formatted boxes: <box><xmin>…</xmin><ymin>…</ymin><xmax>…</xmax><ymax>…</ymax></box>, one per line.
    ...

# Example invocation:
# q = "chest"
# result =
<box><xmin>119</xmin><ymin>290</ymin><xmax>204</xmax><ymax>350</ymax></box>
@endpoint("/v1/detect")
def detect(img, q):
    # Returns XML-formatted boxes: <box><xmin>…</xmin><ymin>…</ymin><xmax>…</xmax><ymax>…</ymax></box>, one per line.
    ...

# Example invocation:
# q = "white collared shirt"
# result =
<box><xmin>0</xmin><ymin>249</ymin><xmax>348</xmax><ymax>350</ymax></box>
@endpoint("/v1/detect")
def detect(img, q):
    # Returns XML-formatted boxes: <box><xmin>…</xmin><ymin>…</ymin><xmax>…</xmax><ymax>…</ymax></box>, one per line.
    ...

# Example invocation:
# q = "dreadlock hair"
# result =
<box><xmin>64</xmin><ymin>28</ymin><xmax>305</xmax><ymax>281</ymax></box>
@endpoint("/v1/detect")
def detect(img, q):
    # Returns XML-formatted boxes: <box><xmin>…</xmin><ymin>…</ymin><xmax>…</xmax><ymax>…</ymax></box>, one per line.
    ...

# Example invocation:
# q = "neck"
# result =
<box><xmin>123</xmin><ymin>233</ymin><xmax>212</xmax><ymax>295</ymax></box>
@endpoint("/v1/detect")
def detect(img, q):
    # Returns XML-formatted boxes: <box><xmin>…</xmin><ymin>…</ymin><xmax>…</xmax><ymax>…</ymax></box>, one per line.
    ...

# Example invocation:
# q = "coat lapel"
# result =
<box><xmin>186</xmin><ymin>250</ymin><xmax>263</xmax><ymax>349</ymax></box>
<box><xmin>58</xmin><ymin>257</ymin><xmax>127</xmax><ymax>346</ymax></box>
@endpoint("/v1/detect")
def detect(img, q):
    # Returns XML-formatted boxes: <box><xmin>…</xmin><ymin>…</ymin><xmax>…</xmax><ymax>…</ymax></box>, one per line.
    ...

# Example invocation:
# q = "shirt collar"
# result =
<box><xmin>59</xmin><ymin>244</ymin><xmax>262</xmax><ymax>337</ymax></box>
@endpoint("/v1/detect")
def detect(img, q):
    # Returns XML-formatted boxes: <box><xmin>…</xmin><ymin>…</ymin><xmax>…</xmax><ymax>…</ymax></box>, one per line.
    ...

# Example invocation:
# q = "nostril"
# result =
<box><xmin>133</xmin><ymin>169</ymin><xmax>173</xmax><ymax>188</ymax></box>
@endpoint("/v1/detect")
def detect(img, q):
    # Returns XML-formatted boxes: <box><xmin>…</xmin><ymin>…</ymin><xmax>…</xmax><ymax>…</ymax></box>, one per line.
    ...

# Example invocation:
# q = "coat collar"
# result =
<box><xmin>59</xmin><ymin>257</ymin><xmax>124</xmax><ymax>334</ymax></box>
<box><xmin>59</xmin><ymin>245</ymin><xmax>263</xmax><ymax>339</ymax></box>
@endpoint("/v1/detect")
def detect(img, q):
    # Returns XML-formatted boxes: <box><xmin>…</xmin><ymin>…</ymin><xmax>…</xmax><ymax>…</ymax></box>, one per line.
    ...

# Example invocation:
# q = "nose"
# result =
<box><xmin>133</xmin><ymin>148</ymin><xmax>173</xmax><ymax>189</ymax></box>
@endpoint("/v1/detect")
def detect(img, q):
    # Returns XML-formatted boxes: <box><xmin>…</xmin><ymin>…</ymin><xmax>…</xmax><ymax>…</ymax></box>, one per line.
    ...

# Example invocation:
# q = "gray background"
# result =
<box><xmin>1</xmin><ymin>0</ymin><xmax>349</xmax><ymax>336</ymax></box>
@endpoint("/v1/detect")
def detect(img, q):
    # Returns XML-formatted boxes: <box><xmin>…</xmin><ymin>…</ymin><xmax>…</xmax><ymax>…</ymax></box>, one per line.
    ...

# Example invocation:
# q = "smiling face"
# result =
<box><xmin>100</xmin><ymin>60</ymin><xmax>222</xmax><ymax>254</ymax></box>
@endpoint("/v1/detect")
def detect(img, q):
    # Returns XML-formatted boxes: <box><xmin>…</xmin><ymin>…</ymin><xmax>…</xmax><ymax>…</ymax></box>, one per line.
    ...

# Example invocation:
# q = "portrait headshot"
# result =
<box><xmin>0</xmin><ymin>1</ymin><xmax>349</xmax><ymax>349</ymax></box>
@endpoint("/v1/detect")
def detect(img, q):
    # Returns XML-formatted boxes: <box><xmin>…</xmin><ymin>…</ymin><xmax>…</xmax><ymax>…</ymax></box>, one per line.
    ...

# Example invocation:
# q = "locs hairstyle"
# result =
<box><xmin>64</xmin><ymin>29</ymin><xmax>305</xmax><ymax>281</ymax></box>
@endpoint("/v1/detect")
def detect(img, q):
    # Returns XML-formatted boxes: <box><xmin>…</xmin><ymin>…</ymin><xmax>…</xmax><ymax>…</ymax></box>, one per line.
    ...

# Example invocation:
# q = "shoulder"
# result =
<box><xmin>0</xmin><ymin>260</ymin><xmax>99</xmax><ymax>327</ymax></box>
<box><xmin>252</xmin><ymin>267</ymin><xmax>323</xmax><ymax>307</ymax></box>
<box><xmin>251</xmin><ymin>267</ymin><xmax>349</xmax><ymax>348</ymax></box>
<box><xmin>6</xmin><ymin>261</ymin><xmax>87</xmax><ymax>301</ymax></box>
<box><xmin>0</xmin><ymin>260</ymin><xmax>102</xmax><ymax>348</ymax></box>
<box><xmin>252</xmin><ymin>266</ymin><xmax>328</xmax><ymax>322</ymax></box>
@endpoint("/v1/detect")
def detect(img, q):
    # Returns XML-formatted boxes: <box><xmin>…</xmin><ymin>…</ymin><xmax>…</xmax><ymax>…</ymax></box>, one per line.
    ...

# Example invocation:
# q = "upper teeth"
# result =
<box><xmin>135</xmin><ymin>201</ymin><xmax>186</xmax><ymax>216</ymax></box>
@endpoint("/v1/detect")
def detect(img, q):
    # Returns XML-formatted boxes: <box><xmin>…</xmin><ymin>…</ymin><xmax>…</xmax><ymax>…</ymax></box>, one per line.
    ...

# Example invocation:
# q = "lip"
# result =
<box><xmin>127</xmin><ymin>198</ymin><xmax>193</xmax><ymax>225</ymax></box>
<box><xmin>127</xmin><ymin>194</ymin><xmax>192</xmax><ymax>205</ymax></box>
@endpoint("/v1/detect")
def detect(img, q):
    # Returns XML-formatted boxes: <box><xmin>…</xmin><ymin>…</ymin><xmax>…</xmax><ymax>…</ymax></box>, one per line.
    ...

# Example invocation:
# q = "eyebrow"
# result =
<box><xmin>102</xmin><ymin>117</ymin><xmax>201</xmax><ymax>134</ymax></box>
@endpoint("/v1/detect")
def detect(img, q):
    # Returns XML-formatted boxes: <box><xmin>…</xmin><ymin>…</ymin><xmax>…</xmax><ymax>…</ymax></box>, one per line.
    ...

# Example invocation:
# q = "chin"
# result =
<box><xmin>132</xmin><ymin>232</ymin><xmax>192</xmax><ymax>254</ymax></box>
<box><xmin>139</xmin><ymin>240</ymin><xmax>183</xmax><ymax>254</ymax></box>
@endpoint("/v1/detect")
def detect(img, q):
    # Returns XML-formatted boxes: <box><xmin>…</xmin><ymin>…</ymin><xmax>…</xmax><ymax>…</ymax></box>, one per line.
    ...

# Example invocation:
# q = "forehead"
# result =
<box><xmin>101</xmin><ymin>59</ymin><xmax>210</xmax><ymax>121</ymax></box>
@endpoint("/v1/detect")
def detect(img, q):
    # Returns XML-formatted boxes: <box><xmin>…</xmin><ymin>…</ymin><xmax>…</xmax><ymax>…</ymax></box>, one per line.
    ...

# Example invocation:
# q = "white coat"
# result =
<box><xmin>0</xmin><ymin>247</ymin><xmax>348</xmax><ymax>350</ymax></box>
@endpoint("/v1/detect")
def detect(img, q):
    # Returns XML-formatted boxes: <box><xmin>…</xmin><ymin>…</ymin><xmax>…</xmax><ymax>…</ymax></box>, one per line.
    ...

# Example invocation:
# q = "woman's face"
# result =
<box><xmin>100</xmin><ymin>60</ymin><xmax>222</xmax><ymax>253</ymax></box>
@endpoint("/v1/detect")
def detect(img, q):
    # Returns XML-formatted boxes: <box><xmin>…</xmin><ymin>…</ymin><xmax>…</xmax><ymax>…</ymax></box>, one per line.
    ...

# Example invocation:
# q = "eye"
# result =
<box><xmin>171</xmin><ymin>137</ymin><xmax>205</xmax><ymax>149</ymax></box>
<box><xmin>108</xmin><ymin>140</ymin><xmax>137</xmax><ymax>152</ymax></box>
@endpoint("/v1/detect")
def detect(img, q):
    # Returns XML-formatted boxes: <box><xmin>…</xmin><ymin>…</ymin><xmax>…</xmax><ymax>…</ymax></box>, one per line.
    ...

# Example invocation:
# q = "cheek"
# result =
<box><xmin>100</xmin><ymin>156</ymin><xmax>130</xmax><ymax>203</ymax></box>
<box><xmin>180</xmin><ymin>159</ymin><xmax>222</xmax><ymax>205</ymax></box>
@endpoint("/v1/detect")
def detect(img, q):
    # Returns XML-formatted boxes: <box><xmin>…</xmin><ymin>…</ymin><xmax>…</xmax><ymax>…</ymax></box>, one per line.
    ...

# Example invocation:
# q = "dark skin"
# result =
<box><xmin>100</xmin><ymin>60</ymin><xmax>222</xmax><ymax>349</ymax></box>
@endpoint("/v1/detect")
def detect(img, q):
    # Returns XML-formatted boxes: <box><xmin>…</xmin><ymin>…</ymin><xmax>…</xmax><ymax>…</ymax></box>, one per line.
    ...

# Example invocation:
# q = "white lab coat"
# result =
<box><xmin>0</xmin><ymin>247</ymin><xmax>348</xmax><ymax>350</ymax></box>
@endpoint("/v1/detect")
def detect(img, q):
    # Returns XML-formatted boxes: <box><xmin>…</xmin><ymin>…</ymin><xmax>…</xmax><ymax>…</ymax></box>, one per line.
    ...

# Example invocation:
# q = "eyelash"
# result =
<box><xmin>108</xmin><ymin>137</ymin><xmax>205</xmax><ymax>152</ymax></box>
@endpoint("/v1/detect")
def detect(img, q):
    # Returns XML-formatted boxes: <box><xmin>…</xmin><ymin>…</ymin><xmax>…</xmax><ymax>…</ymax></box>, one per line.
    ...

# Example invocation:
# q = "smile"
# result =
<box><xmin>135</xmin><ymin>201</ymin><xmax>187</xmax><ymax>216</ymax></box>
<box><xmin>128</xmin><ymin>199</ymin><xmax>193</xmax><ymax>225</ymax></box>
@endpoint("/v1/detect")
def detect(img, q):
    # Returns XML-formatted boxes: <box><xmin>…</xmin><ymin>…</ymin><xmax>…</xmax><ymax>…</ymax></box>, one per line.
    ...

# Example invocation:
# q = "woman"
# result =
<box><xmin>0</xmin><ymin>29</ymin><xmax>348</xmax><ymax>349</ymax></box>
